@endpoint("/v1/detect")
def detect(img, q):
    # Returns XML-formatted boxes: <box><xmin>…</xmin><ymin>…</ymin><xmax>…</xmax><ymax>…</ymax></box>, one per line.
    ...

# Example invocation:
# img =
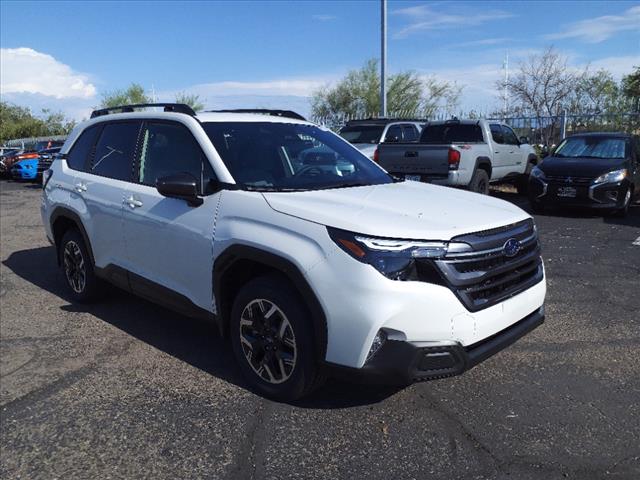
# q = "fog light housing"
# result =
<box><xmin>366</xmin><ymin>330</ymin><xmax>387</xmax><ymax>362</ymax></box>
<box><xmin>606</xmin><ymin>190</ymin><xmax>618</xmax><ymax>201</ymax></box>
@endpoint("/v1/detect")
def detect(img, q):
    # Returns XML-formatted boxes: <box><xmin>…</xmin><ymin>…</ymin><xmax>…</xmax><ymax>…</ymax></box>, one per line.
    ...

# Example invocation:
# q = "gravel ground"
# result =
<box><xmin>1</xmin><ymin>180</ymin><xmax>639</xmax><ymax>480</ymax></box>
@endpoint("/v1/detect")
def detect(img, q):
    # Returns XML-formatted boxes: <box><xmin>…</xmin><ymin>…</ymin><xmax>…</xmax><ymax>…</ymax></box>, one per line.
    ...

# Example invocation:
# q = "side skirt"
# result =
<box><xmin>95</xmin><ymin>264</ymin><xmax>217</xmax><ymax>323</ymax></box>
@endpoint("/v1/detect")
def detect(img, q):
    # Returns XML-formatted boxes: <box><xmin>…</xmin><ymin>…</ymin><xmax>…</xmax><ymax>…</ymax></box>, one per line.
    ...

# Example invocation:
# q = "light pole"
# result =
<box><xmin>380</xmin><ymin>0</ymin><xmax>387</xmax><ymax>118</ymax></box>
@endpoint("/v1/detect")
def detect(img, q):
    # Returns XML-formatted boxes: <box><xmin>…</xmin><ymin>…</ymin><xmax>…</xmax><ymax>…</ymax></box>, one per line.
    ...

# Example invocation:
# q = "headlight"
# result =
<box><xmin>328</xmin><ymin>227</ymin><xmax>471</xmax><ymax>281</ymax></box>
<box><xmin>593</xmin><ymin>168</ymin><xmax>628</xmax><ymax>184</ymax></box>
<box><xmin>530</xmin><ymin>166</ymin><xmax>546</xmax><ymax>180</ymax></box>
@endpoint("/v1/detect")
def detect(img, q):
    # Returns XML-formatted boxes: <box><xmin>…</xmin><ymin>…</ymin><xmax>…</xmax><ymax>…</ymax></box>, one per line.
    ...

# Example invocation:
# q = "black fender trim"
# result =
<box><xmin>472</xmin><ymin>156</ymin><xmax>492</xmax><ymax>183</ymax></box>
<box><xmin>50</xmin><ymin>207</ymin><xmax>95</xmax><ymax>267</ymax></box>
<box><xmin>213</xmin><ymin>245</ymin><xmax>328</xmax><ymax>362</ymax></box>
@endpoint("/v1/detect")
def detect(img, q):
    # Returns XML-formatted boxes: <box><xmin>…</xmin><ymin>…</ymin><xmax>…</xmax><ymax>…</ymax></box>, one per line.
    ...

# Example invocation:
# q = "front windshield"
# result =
<box><xmin>203</xmin><ymin>122</ymin><xmax>393</xmax><ymax>191</ymax></box>
<box><xmin>338</xmin><ymin>125</ymin><xmax>385</xmax><ymax>144</ymax></box>
<box><xmin>554</xmin><ymin>136</ymin><xmax>627</xmax><ymax>159</ymax></box>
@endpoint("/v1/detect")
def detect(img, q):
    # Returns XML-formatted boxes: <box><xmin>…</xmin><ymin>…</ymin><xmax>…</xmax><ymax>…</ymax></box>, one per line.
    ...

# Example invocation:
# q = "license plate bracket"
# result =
<box><xmin>405</xmin><ymin>174</ymin><xmax>421</xmax><ymax>182</ymax></box>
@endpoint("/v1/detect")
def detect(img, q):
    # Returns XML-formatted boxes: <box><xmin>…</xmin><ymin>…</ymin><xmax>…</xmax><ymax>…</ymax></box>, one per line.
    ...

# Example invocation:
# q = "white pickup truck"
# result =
<box><xmin>376</xmin><ymin>119</ymin><xmax>538</xmax><ymax>194</ymax></box>
<box><xmin>339</xmin><ymin>118</ymin><xmax>424</xmax><ymax>160</ymax></box>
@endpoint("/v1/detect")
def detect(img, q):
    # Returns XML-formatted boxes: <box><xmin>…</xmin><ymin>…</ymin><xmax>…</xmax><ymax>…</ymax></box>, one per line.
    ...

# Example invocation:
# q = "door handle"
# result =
<box><xmin>125</xmin><ymin>196</ymin><xmax>143</xmax><ymax>208</ymax></box>
<box><xmin>74</xmin><ymin>183</ymin><xmax>87</xmax><ymax>193</ymax></box>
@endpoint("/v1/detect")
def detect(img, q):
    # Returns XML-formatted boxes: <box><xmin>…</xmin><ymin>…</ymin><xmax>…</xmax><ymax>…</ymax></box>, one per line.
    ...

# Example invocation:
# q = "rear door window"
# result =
<box><xmin>66</xmin><ymin>125</ymin><xmax>101</xmax><ymax>171</ymax></box>
<box><xmin>490</xmin><ymin>124</ymin><xmax>504</xmax><ymax>144</ymax></box>
<box><xmin>90</xmin><ymin>122</ymin><xmax>142</xmax><ymax>181</ymax></box>
<box><xmin>402</xmin><ymin>125</ymin><xmax>418</xmax><ymax>142</ymax></box>
<box><xmin>384</xmin><ymin>125</ymin><xmax>403</xmax><ymax>142</ymax></box>
<box><xmin>137</xmin><ymin>121</ymin><xmax>216</xmax><ymax>194</ymax></box>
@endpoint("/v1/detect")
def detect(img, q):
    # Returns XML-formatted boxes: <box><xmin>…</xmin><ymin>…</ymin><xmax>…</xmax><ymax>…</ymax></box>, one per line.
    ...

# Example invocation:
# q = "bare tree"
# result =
<box><xmin>498</xmin><ymin>47</ymin><xmax>584</xmax><ymax>143</ymax></box>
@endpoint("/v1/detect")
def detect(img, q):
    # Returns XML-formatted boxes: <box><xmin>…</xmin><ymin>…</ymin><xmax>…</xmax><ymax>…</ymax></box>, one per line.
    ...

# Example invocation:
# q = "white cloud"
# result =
<box><xmin>450</xmin><ymin>37</ymin><xmax>511</xmax><ymax>48</ymax></box>
<box><xmin>0</xmin><ymin>48</ymin><xmax>96</xmax><ymax>99</ymax></box>
<box><xmin>163</xmin><ymin>77</ymin><xmax>336</xmax><ymax>99</ymax></box>
<box><xmin>544</xmin><ymin>5</ymin><xmax>640</xmax><ymax>43</ymax></box>
<box><xmin>312</xmin><ymin>14</ymin><xmax>337</xmax><ymax>21</ymax></box>
<box><xmin>392</xmin><ymin>5</ymin><xmax>515</xmax><ymax>39</ymax></box>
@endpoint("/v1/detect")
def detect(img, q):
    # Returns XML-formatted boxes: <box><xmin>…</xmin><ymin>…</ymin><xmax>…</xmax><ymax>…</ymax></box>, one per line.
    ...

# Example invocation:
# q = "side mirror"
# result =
<box><xmin>519</xmin><ymin>136</ymin><xmax>530</xmax><ymax>145</ymax></box>
<box><xmin>156</xmin><ymin>173</ymin><xmax>203</xmax><ymax>206</ymax></box>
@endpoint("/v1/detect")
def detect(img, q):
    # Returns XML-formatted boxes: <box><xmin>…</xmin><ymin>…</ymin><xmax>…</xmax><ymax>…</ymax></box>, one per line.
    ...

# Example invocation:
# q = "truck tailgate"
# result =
<box><xmin>377</xmin><ymin>144</ymin><xmax>450</xmax><ymax>177</ymax></box>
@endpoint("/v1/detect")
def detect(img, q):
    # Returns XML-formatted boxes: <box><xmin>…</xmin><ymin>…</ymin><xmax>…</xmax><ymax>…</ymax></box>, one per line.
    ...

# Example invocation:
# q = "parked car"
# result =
<box><xmin>528</xmin><ymin>132</ymin><xmax>639</xmax><ymax>217</ymax></box>
<box><xmin>42</xmin><ymin>103</ymin><xmax>546</xmax><ymax>400</ymax></box>
<box><xmin>376</xmin><ymin>119</ymin><xmax>539</xmax><ymax>195</ymax></box>
<box><xmin>10</xmin><ymin>147</ymin><xmax>61</xmax><ymax>181</ymax></box>
<box><xmin>0</xmin><ymin>147</ymin><xmax>19</xmax><ymax>158</ymax></box>
<box><xmin>1</xmin><ymin>151</ymin><xmax>39</xmax><ymax>177</ymax></box>
<box><xmin>339</xmin><ymin>118</ymin><xmax>424</xmax><ymax>160</ymax></box>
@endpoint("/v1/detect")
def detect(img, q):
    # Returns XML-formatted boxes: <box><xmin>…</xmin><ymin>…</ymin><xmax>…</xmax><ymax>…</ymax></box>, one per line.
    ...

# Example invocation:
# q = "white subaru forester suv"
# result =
<box><xmin>41</xmin><ymin>104</ymin><xmax>546</xmax><ymax>400</ymax></box>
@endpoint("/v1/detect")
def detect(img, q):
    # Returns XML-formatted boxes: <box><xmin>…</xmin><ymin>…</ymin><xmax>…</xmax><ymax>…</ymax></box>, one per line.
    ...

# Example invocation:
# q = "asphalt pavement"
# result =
<box><xmin>1</xmin><ymin>180</ymin><xmax>639</xmax><ymax>479</ymax></box>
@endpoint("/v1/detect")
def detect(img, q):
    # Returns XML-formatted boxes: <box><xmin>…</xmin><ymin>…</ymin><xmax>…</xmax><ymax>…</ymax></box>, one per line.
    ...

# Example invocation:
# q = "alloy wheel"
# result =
<box><xmin>63</xmin><ymin>241</ymin><xmax>86</xmax><ymax>293</ymax></box>
<box><xmin>239</xmin><ymin>299</ymin><xmax>297</xmax><ymax>384</ymax></box>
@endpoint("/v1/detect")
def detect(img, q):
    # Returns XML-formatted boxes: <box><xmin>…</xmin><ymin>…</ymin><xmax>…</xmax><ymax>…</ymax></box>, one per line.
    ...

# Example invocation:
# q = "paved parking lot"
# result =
<box><xmin>1</xmin><ymin>179</ymin><xmax>639</xmax><ymax>480</ymax></box>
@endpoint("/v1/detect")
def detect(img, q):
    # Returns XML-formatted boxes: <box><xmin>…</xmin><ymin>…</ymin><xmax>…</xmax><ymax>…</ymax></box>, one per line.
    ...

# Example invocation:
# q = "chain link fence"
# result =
<box><xmin>312</xmin><ymin>111</ymin><xmax>640</xmax><ymax>148</ymax></box>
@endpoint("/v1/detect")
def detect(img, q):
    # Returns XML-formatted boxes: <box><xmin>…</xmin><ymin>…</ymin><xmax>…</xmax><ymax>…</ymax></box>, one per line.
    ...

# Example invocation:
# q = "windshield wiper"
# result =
<box><xmin>317</xmin><ymin>182</ymin><xmax>373</xmax><ymax>190</ymax></box>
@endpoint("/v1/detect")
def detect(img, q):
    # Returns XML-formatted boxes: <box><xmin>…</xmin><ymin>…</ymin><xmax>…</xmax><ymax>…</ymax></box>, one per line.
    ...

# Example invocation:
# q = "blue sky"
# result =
<box><xmin>1</xmin><ymin>0</ymin><xmax>638</xmax><ymax>119</ymax></box>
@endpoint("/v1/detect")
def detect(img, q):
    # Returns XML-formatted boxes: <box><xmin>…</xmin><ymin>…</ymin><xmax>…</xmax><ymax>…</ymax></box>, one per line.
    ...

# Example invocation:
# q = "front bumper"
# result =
<box><xmin>327</xmin><ymin>306</ymin><xmax>544</xmax><ymax>385</ymax></box>
<box><xmin>529</xmin><ymin>177</ymin><xmax>631</xmax><ymax>209</ymax></box>
<box><xmin>11</xmin><ymin>167</ymin><xmax>38</xmax><ymax>180</ymax></box>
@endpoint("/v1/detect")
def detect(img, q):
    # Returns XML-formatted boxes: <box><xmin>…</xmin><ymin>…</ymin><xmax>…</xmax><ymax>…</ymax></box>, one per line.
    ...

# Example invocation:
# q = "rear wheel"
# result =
<box><xmin>59</xmin><ymin>229</ymin><xmax>102</xmax><ymax>303</ymax></box>
<box><xmin>469</xmin><ymin>168</ymin><xmax>490</xmax><ymax>195</ymax></box>
<box><xmin>230</xmin><ymin>275</ymin><xmax>324</xmax><ymax>401</ymax></box>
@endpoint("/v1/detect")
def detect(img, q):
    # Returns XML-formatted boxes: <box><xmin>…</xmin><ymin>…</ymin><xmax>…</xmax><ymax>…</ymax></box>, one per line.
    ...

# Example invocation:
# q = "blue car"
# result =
<box><xmin>11</xmin><ymin>158</ymin><xmax>39</xmax><ymax>180</ymax></box>
<box><xmin>10</xmin><ymin>147</ymin><xmax>61</xmax><ymax>181</ymax></box>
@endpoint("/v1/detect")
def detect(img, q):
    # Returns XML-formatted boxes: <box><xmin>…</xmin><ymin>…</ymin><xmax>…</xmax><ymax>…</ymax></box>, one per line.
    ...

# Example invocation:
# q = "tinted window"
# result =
<box><xmin>203</xmin><ymin>122</ymin><xmax>391</xmax><ymax>191</ymax></box>
<box><xmin>67</xmin><ymin>126</ymin><xmax>101</xmax><ymax>171</ymax></box>
<box><xmin>490</xmin><ymin>124</ymin><xmax>504</xmax><ymax>144</ymax></box>
<box><xmin>90</xmin><ymin>122</ymin><xmax>141</xmax><ymax>181</ymax></box>
<box><xmin>420</xmin><ymin>123</ymin><xmax>484</xmax><ymax>144</ymax></box>
<box><xmin>384</xmin><ymin>125</ymin><xmax>402</xmax><ymax>142</ymax></box>
<box><xmin>138</xmin><ymin>122</ymin><xmax>215</xmax><ymax>193</ymax></box>
<box><xmin>502</xmin><ymin>126</ymin><xmax>519</xmax><ymax>145</ymax></box>
<box><xmin>402</xmin><ymin>125</ymin><xmax>418</xmax><ymax>142</ymax></box>
<box><xmin>339</xmin><ymin>125</ymin><xmax>385</xmax><ymax>144</ymax></box>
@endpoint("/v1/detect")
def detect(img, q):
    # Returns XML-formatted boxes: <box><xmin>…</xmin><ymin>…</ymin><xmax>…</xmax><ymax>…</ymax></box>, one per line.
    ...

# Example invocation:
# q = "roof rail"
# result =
<box><xmin>206</xmin><ymin>109</ymin><xmax>306</xmax><ymax>121</ymax></box>
<box><xmin>90</xmin><ymin>103</ymin><xmax>197</xmax><ymax>119</ymax></box>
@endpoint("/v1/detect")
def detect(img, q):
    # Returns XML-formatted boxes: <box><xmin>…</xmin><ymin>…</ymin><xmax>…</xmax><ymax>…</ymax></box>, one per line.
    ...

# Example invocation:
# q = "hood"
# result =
<box><xmin>262</xmin><ymin>181</ymin><xmax>530</xmax><ymax>241</ymax></box>
<box><xmin>540</xmin><ymin>156</ymin><xmax>627</xmax><ymax>177</ymax></box>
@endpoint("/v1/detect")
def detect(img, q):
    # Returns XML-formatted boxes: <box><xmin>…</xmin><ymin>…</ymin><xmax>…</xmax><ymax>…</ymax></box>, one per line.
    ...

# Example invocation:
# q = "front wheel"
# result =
<box><xmin>469</xmin><ymin>168</ymin><xmax>490</xmax><ymax>195</ymax></box>
<box><xmin>612</xmin><ymin>187</ymin><xmax>632</xmax><ymax>218</ymax></box>
<box><xmin>230</xmin><ymin>275</ymin><xmax>324</xmax><ymax>401</ymax></box>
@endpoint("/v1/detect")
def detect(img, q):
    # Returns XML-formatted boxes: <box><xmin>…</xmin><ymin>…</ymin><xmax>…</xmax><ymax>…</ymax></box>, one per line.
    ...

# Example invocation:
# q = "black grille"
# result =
<box><xmin>546</xmin><ymin>175</ymin><xmax>593</xmax><ymax>185</ymax></box>
<box><xmin>37</xmin><ymin>159</ymin><xmax>53</xmax><ymax>173</ymax></box>
<box><xmin>425</xmin><ymin>219</ymin><xmax>543</xmax><ymax>312</ymax></box>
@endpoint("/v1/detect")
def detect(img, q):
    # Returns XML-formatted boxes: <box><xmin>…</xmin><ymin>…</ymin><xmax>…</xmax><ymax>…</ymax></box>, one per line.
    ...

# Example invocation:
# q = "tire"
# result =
<box><xmin>530</xmin><ymin>200</ymin><xmax>544</xmax><ymax>214</ymax></box>
<box><xmin>230</xmin><ymin>274</ymin><xmax>324</xmax><ymax>401</ymax></box>
<box><xmin>515</xmin><ymin>176</ymin><xmax>529</xmax><ymax>195</ymax></box>
<box><xmin>612</xmin><ymin>187</ymin><xmax>632</xmax><ymax>218</ymax></box>
<box><xmin>469</xmin><ymin>168</ymin><xmax>490</xmax><ymax>195</ymax></box>
<box><xmin>59</xmin><ymin>229</ymin><xmax>103</xmax><ymax>303</ymax></box>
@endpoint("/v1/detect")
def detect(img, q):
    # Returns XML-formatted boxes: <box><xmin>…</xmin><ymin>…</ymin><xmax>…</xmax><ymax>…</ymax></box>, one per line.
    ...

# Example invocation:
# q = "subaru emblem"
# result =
<box><xmin>566</xmin><ymin>177</ymin><xmax>572</xmax><ymax>183</ymax></box>
<box><xmin>503</xmin><ymin>238</ymin><xmax>521</xmax><ymax>257</ymax></box>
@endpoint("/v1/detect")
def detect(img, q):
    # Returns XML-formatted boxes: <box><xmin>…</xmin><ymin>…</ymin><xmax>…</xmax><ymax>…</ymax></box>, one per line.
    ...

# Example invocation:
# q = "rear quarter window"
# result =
<box><xmin>66</xmin><ymin>125</ymin><xmax>101</xmax><ymax>171</ymax></box>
